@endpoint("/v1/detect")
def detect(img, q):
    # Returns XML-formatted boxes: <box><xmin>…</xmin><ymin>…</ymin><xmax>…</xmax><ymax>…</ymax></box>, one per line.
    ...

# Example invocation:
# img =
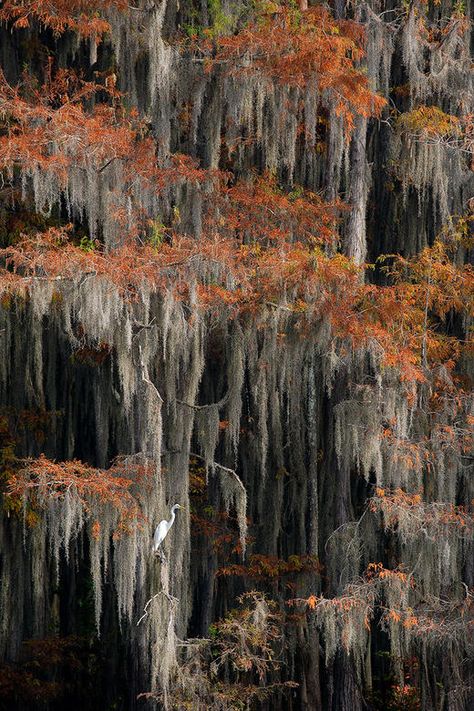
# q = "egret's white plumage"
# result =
<box><xmin>152</xmin><ymin>503</ymin><xmax>182</xmax><ymax>554</ymax></box>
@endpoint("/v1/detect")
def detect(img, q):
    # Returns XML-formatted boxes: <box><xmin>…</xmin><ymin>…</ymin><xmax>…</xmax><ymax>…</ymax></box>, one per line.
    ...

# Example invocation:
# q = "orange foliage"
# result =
<box><xmin>0</xmin><ymin>68</ymin><xmax>207</xmax><ymax>221</ymax></box>
<box><xmin>0</xmin><ymin>636</ymin><xmax>99</xmax><ymax>706</ymax></box>
<box><xmin>380</xmin><ymin>429</ymin><xmax>430</xmax><ymax>471</ymax></box>
<box><xmin>289</xmin><ymin>562</ymin><xmax>474</xmax><ymax>651</ymax></box>
<box><xmin>0</xmin><ymin>8</ymin><xmax>469</xmax><ymax>390</ymax></box>
<box><xmin>217</xmin><ymin>553</ymin><xmax>321</xmax><ymax>580</ymax></box>
<box><xmin>366</xmin><ymin>562</ymin><xmax>409</xmax><ymax>584</ymax></box>
<box><xmin>213</xmin><ymin>172</ymin><xmax>343</xmax><ymax>246</ymax></box>
<box><xmin>0</xmin><ymin>0</ymin><xmax>127</xmax><ymax>37</ymax></box>
<box><xmin>191</xmin><ymin>509</ymin><xmax>244</xmax><ymax>554</ymax></box>
<box><xmin>7</xmin><ymin>453</ymin><xmax>154</xmax><ymax>535</ymax></box>
<box><xmin>292</xmin><ymin>563</ymin><xmax>413</xmax><ymax>632</ymax></box>
<box><xmin>0</xmin><ymin>5</ymin><xmax>471</xmax><ymax>405</ymax></box>
<box><xmin>1</xmin><ymin>221</ymin><xmax>472</xmax><ymax>386</ymax></box>
<box><xmin>204</xmin><ymin>3</ymin><xmax>386</xmax><ymax>137</ymax></box>
<box><xmin>370</xmin><ymin>488</ymin><xmax>474</xmax><ymax>537</ymax></box>
<box><xmin>388</xmin><ymin>685</ymin><xmax>421</xmax><ymax>711</ymax></box>
<box><xmin>353</xmin><ymin>233</ymin><xmax>474</xmax><ymax>378</ymax></box>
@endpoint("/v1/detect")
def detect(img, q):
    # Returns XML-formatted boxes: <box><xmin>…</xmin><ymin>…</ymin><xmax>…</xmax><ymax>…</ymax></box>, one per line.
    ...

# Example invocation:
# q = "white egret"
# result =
<box><xmin>152</xmin><ymin>504</ymin><xmax>183</xmax><ymax>555</ymax></box>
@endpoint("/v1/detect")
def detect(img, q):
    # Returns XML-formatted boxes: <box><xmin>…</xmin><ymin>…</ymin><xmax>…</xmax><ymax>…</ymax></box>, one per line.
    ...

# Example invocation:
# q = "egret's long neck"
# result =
<box><xmin>169</xmin><ymin>508</ymin><xmax>176</xmax><ymax>526</ymax></box>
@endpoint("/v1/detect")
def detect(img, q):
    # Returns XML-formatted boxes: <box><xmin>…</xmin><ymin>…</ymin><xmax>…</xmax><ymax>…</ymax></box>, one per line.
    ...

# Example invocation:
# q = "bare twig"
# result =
<box><xmin>136</xmin><ymin>589</ymin><xmax>179</xmax><ymax>627</ymax></box>
<box><xmin>190</xmin><ymin>452</ymin><xmax>246</xmax><ymax>495</ymax></box>
<box><xmin>176</xmin><ymin>391</ymin><xmax>229</xmax><ymax>411</ymax></box>
<box><xmin>137</xmin><ymin>593</ymin><xmax>161</xmax><ymax>626</ymax></box>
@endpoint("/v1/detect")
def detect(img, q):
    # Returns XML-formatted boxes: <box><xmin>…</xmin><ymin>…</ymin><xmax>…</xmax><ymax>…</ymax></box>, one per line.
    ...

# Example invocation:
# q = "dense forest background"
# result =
<box><xmin>0</xmin><ymin>1</ymin><xmax>473</xmax><ymax>709</ymax></box>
